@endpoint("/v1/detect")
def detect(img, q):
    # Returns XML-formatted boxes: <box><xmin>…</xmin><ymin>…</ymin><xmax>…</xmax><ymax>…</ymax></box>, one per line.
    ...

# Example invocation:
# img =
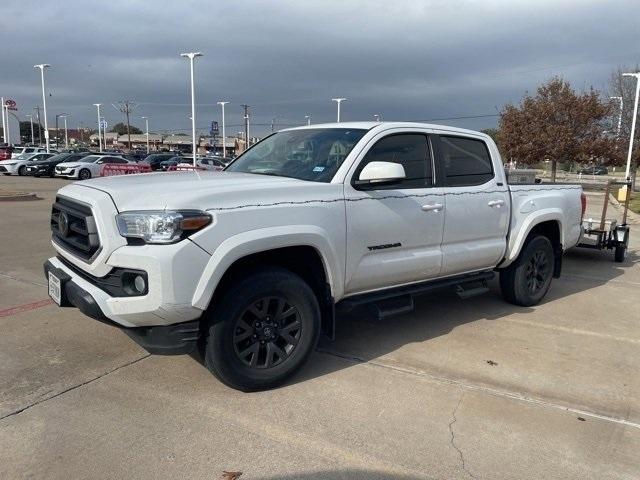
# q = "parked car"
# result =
<box><xmin>26</xmin><ymin>152</ymin><xmax>92</xmax><ymax>177</ymax></box>
<box><xmin>176</xmin><ymin>157</ymin><xmax>225</xmax><ymax>171</ymax></box>
<box><xmin>45</xmin><ymin>122</ymin><xmax>584</xmax><ymax>391</ymax></box>
<box><xmin>12</xmin><ymin>146</ymin><xmax>57</xmax><ymax>159</ymax></box>
<box><xmin>579</xmin><ymin>165</ymin><xmax>608</xmax><ymax>175</ymax></box>
<box><xmin>0</xmin><ymin>145</ymin><xmax>13</xmax><ymax>160</ymax></box>
<box><xmin>54</xmin><ymin>154</ymin><xmax>133</xmax><ymax>180</ymax></box>
<box><xmin>141</xmin><ymin>153</ymin><xmax>179</xmax><ymax>170</ymax></box>
<box><xmin>159</xmin><ymin>156</ymin><xmax>182</xmax><ymax>171</ymax></box>
<box><xmin>0</xmin><ymin>152</ymin><xmax>55</xmax><ymax>175</ymax></box>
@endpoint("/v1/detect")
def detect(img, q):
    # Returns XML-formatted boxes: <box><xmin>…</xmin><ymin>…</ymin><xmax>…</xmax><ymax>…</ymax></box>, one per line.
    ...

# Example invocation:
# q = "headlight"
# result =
<box><xmin>116</xmin><ymin>210</ymin><xmax>212</xmax><ymax>244</ymax></box>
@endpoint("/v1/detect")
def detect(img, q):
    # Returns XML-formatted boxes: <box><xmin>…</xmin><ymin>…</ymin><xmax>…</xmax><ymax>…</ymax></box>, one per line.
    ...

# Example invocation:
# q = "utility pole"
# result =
<box><xmin>241</xmin><ymin>104</ymin><xmax>250</xmax><ymax>149</ymax></box>
<box><xmin>610</xmin><ymin>96</ymin><xmax>623</xmax><ymax>139</ymax></box>
<box><xmin>305</xmin><ymin>115</ymin><xmax>311</xmax><ymax>125</ymax></box>
<box><xmin>34</xmin><ymin>107</ymin><xmax>42</xmax><ymax>145</ymax></box>
<box><xmin>113</xmin><ymin>100</ymin><xmax>137</xmax><ymax>151</ymax></box>
<box><xmin>93</xmin><ymin>104</ymin><xmax>103</xmax><ymax>152</ymax></box>
<box><xmin>271</xmin><ymin>117</ymin><xmax>276</xmax><ymax>133</ymax></box>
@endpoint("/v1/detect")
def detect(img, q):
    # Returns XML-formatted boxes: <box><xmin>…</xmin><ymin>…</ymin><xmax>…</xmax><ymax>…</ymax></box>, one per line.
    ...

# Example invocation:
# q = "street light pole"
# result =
<box><xmin>0</xmin><ymin>97</ymin><xmax>6</xmax><ymax>144</ymax></box>
<box><xmin>622</xmin><ymin>73</ymin><xmax>640</xmax><ymax>182</ymax></box>
<box><xmin>217</xmin><ymin>101</ymin><xmax>228</xmax><ymax>158</ymax></box>
<box><xmin>610</xmin><ymin>96</ymin><xmax>623</xmax><ymax>138</ymax></box>
<box><xmin>26</xmin><ymin>114</ymin><xmax>34</xmax><ymax>144</ymax></box>
<box><xmin>180</xmin><ymin>52</ymin><xmax>203</xmax><ymax>166</ymax></box>
<box><xmin>332</xmin><ymin>98</ymin><xmax>346</xmax><ymax>122</ymax></box>
<box><xmin>305</xmin><ymin>115</ymin><xmax>311</xmax><ymax>125</ymax></box>
<box><xmin>141</xmin><ymin>116</ymin><xmax>149</xmax><ymax>153</ymax></box>
<box><xmin>2</xmin><ymin>104</ymin><xmax>10</xmax><ymax>144</ymax></box>
<box><xmin>34</xmin><ymin>107</ymin><xmax>42</xmax><ymax>145</ymax></box>
<box><xmin>34</xmin><ymin>64</ymin><xmax>51</xmax><ymax>153</ymax></box>
<box><xmin>62</xmin><ymin>115</ymin><xmax>68</xmax><ymax>149</ymax></box>
<box><xmin>93</xmin><ymin>104</ymin><xmax>102</xmax><ymax>152</ymax></box>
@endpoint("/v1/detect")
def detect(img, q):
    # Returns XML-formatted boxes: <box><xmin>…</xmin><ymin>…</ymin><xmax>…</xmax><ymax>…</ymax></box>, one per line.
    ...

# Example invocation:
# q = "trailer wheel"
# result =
<box><xmin>500</xmin><ymin>235</ymin><xmax>554</xmax><ymax>307</ymax></box>
<box><xmin>614</xmin><ymin>245</ymin><xmax>626</xmax><ymax>263</ymax></box>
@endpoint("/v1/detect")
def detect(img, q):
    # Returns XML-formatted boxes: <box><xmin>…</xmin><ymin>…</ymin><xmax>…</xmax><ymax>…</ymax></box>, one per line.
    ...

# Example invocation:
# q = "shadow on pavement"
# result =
<box><xmin>290</xmin><ymin>245</ymin><xmax>637</xmax><ymax>387</ymax></box>
<box><xmin>189</xmin><ymin>244</ymin><xmax>637</xmax><ymax>388</ymax></box>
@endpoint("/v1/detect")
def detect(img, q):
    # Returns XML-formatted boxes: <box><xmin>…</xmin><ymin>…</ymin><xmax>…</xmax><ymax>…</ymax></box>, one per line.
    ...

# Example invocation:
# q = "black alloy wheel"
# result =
<box><xmin>232</xmin><ymin>296</ymin><xmax>302</xmax><ymax>369</ymax></box>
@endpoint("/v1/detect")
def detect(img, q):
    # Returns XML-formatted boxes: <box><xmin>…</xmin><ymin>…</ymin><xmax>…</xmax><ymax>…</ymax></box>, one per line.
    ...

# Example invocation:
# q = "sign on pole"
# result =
<box><xmin>210</xmin><ymin>121</ymin><xmax>219</xmax><ymax>135</ymax></box>
<box><xmin>100</xmin><ymin>119</ymin><xmax>108</xmax><ymax>130</ymax></box>
<box><xmin>4</xmin><ymin>99</ymin><xmax>17</xmax><ymax>111</ymax></box>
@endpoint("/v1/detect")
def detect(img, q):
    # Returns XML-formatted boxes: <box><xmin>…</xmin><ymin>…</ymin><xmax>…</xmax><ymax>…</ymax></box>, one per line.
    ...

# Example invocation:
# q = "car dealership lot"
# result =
<box><xmin>1</xmin><ymin>176</ymin><xmax>639</xmax><ymax>480</ymax></box>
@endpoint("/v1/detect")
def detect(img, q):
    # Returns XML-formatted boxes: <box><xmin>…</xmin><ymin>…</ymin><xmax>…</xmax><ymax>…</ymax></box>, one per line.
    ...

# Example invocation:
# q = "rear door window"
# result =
<box><xmin>437</xmin><ymin>136</ymin><xmax>493</xmax><ymax>187</ymax></box>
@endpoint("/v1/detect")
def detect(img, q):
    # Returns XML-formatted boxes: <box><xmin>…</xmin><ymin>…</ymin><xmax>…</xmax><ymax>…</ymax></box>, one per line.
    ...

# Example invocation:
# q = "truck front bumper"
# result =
<box><xmin>44</xmin><ymin>259</ymin><xmax>201</xmax><ymax>355</ymax></box>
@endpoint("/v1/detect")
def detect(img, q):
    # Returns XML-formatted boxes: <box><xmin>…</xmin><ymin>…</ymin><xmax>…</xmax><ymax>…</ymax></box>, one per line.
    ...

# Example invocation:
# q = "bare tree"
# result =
<box><xmin>112</xmin><ymin>100</ymin><xmax>137</xmax><ymax>150</ymax></box>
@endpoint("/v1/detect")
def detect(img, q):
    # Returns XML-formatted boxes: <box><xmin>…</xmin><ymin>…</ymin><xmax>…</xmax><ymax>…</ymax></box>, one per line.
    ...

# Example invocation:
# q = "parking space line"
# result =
<box><xmin>319</xmin><ymin>350</ymin><xmax>640</xmax><ymax>430</ymax></box>
<box><xmin>504</xmin><ymin>317</ymin><xmax>640</xmax><ymax>345</ymax></box>
<box><xmin>562</xmin><ymin>273</ymin><xmax>640</xmax><ymax>287</ymax></box>
<box><xmin>0</xmin><ymin>272</ymin><xmax>48</xmax><ymax>288</ymax></box>
<box><xmin>0</xmin><ymin>299</ymin><xmax>53</xmax><ymax>318</ymax></box>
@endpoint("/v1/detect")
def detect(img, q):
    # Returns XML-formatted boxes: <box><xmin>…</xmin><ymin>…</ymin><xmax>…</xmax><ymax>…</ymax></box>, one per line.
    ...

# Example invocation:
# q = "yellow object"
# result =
<box><xmin>617</xmin><ymin>185</ymin><xmax>629</xmax><ymax>202</ymax></box>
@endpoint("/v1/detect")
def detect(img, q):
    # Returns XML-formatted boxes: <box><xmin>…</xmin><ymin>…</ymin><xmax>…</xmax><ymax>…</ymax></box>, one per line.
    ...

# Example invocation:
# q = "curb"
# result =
<box><xmin>608</xmin><ymin>193</ymin><xmax>640</xmax><ymax>225</ymax></box>
<box><xmin>0</xmin><ymin>192</ymin><xmax>39</xmax><ymax>202</ymax></box>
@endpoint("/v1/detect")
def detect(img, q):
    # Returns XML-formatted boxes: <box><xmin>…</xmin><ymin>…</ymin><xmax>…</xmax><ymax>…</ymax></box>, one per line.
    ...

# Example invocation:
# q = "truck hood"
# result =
<box><xmin>70</xmin><ymin>171</ymin><xmax>331</xmax><ymax>211</ymax></box>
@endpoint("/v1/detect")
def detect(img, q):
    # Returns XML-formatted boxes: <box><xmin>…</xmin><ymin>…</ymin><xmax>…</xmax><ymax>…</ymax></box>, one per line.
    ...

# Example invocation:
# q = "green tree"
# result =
<box><xmin>498</xmin><ymin>77</ymin><xmax>613</xmax><ymax>181</ymax></box>
<box><xmin>109</xmin><ymin>122</ymin><xmax>142</xmax><ymax>135</ymax></box>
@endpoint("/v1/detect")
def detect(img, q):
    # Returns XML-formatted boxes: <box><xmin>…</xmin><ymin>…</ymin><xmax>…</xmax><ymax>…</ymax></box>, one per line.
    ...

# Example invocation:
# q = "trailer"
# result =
<box><xmin>577</xmin><ymin>180</ymin><xmax>632</xmax><ymax>262</ymax></box>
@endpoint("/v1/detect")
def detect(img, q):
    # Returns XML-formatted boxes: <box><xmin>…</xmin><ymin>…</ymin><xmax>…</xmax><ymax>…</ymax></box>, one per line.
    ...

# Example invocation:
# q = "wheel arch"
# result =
<box><xmin>192</xmin><ymin>228</ymin><xmax>342</xmax><ymax>339</ymax></box>
<box><xmin>502</xmin><ymin>212</ymin><xmax>563</xmax><ymax>277</ymax></box>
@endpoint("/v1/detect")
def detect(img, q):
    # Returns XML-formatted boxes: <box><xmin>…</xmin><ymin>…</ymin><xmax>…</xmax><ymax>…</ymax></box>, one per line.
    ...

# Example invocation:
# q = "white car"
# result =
<box><xmin>176</xmin><ymin>157</ymin><xmax>225</xmax><ymax>171</ymax></box>
<box><xmin>0</xmin><ymin>152</ymin><xmax>55</xmax><ymax>175</ymax></box>
<box><xmin>55</xmin><ymin>154</ymin><xmax>134</xmax><ymax>180</ymax></box>
<box><xmin>11</xmin><ymin>146</ymin><xmax>52</xmax><ymax>159</ymax></box>
<box><xmin>45</xmin><ymin>122</ymin><xmax>584</xmax><ymax>391</ymax></box>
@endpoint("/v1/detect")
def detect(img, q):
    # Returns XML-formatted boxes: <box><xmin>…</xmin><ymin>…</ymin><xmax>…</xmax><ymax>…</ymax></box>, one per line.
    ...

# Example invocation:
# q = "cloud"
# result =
<box><xmin>1</xmin><ymin>0</ymin><xmax>638</xmax><ymax>135</ymax></box>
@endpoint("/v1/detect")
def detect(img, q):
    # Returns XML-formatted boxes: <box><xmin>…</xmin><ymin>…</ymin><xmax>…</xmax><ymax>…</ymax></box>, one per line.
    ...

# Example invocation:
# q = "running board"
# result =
<box><xmin>338</xmin><ymin>271</ymin><xmax>495</xmax><ymax>313</ymax></box>
<box><xmin>368</xmin><ymin>295</ymin><xmax>414</xmax><ymax>321</ymax></box>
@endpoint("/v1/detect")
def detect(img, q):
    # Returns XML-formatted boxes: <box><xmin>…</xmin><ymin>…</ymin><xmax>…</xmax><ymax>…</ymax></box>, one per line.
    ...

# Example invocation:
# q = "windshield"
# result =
<box><xmin>226</xmin><ymin>128</ymin><xmax>367</xmax><ymax>182</ymax></box>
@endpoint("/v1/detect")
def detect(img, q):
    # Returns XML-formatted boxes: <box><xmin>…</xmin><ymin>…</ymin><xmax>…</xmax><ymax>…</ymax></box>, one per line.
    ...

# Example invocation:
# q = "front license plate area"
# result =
<box><xmin>48</xmin><ymin>271</ymin><xmax>62</xmax><ymax>305</ymax></box>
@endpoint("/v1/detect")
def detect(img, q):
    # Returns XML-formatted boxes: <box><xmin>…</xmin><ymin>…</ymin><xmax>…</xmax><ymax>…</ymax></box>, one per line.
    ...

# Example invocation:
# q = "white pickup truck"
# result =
<box><xmin>45</xmin><ymin>122</ymin><xmax>584</xmax><ymax>391</ymax></box>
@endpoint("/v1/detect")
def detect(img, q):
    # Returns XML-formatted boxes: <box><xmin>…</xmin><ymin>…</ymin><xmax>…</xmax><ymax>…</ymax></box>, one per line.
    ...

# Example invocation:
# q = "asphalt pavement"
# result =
<box><xmin>0</xmin><ymin>176</ymin><xmax>638</xmax><ymax>480</ymax></box>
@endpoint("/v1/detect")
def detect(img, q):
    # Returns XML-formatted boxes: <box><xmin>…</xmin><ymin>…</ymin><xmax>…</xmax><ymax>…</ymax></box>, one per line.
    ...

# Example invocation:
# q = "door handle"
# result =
<box><xmin>422</xmin><ymin>203</ymin><xmax>443</xmax><ymax>212</ymax></box>
<box><xmin>488</xmin><ymin>200</ymin><xmax>505</xmax><ymax>208</ymax></box>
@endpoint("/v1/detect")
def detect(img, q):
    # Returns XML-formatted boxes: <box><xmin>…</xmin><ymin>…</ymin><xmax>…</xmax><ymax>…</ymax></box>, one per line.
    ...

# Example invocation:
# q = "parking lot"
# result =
<box><xmin>0</xmin><ymin>176</ymin><xmax>639</xmax><ymax>479</ymax></box>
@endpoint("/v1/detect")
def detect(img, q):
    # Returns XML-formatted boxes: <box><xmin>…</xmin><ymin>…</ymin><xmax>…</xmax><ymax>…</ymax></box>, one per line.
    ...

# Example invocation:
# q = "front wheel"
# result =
<box><xmin>79</xmin><ymin>168</ymin><xmax>91</xmax><ymax>180</ymax></box>
<box><xmin>18</xmin><ymin>166</ymin><xmax>26</xmax><ymax>176</ymax></box>
<box><xmin>500</xmin><ymin>235</ymin><xmax>554</xmax><ymax>307</ymax></box>
<box><xmin>204</xmin><ymin>267</ymin><xmax>321</xmax><ymax>391</ymax></box>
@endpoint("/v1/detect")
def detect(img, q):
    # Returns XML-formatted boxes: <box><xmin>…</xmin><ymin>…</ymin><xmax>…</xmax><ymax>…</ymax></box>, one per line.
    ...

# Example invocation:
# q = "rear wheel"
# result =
<box><xmin>614</xmin><ymin>245</ymin><xmax>627</xmax><ymax>263</ymax></box>
<box><xmin>204</xmin><ymin>267</ymin><xmax>321</xmax><ymax>391</ymax></box>
<box><xmin>500</xmin><ymin>235</ymin><xmax>554</xmax><ymax>307</ymax></box>
<box><xmin>79</xmin><ymin>168</ymin><xmax>91</xmax><ymax>180</ymax></box>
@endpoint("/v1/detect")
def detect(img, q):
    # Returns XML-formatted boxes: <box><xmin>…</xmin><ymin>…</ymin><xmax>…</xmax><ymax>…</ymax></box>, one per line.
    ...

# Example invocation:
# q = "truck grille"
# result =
<box><xmin>51</xmin><ymin>196</ymin><xmax>101</xmax><ymax>261</ymax></box>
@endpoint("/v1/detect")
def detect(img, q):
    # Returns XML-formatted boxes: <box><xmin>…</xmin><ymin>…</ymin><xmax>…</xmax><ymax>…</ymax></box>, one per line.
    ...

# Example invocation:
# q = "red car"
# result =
<box><xmin>0</xmin><ymin>145</ymin><xmax>12</xmax><ymax>161</ymax></box>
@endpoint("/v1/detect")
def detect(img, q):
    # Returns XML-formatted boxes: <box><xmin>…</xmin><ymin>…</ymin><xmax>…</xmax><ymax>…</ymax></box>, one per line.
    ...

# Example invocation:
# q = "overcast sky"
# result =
<box><xmin>2</xmin><ymin>0</ymin><xmax>639</xmax><ymax>137</ymax></box>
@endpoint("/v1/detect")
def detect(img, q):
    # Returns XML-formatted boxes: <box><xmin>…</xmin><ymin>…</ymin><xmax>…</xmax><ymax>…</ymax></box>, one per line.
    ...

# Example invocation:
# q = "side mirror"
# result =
<box><xmin>356</xmin><ymin>161</ymin><xmax>406</xmax><ymax>186</ymax></box>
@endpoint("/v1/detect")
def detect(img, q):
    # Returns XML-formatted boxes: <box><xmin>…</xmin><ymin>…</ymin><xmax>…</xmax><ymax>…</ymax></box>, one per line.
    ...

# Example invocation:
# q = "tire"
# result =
<box><xmin>614</xmin><ymin>245</ymin><xmax>627</xmax><ymax>263</ymax></box>
<box><xmin>204</xmin><ymin>266</ymin><xmax>321</xmax><ymax>391</ymax></box>
<box><xmin>500</xmin><ymin>235</ymin><xmax>554</xmax><ymax>307</ymax></box>
<box><xmin>79</xmin><ymin>168</ymin><xmax>91</xmax><ymax>180</ymax></box>
<box><xmin>18</xmin><ymin>166</ymin><xmax>26</xmax><ymax>176</ymax></box>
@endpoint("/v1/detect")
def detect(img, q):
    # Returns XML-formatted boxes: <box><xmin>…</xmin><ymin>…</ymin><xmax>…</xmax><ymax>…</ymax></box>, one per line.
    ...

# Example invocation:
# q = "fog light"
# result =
<box><xmin>133</xmin><ymin>275</ymin><xmax>146</xmax><ymax>294</ymax></box>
